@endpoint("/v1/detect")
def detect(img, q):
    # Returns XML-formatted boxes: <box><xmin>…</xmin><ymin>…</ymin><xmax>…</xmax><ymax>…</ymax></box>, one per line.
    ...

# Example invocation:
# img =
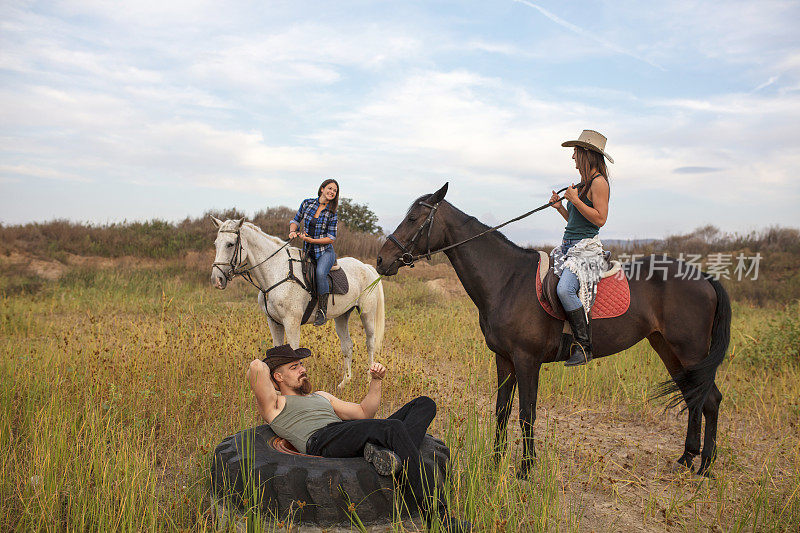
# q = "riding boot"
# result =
<box><xmin>314</xmin><ymin>293</ymin><xmax>329</xmax><ymax>326</ymax></box>
<box><xmin>564</xmin><ymin>308</ymin><xmax>593</xmax><ymax>366</ymax></box>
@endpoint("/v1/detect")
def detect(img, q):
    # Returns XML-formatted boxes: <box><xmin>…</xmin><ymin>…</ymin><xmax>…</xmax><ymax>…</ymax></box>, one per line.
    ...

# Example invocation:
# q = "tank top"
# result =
<box><xmin>563</xmin><ymin>175</ymin><xmax>606</xmax><ymax>240</ymax></box>
<box><xmin>304</xmin><ymin>217</ymin><xmax>317</xmax><ymax>256</ymax></box>
<box><xmin>268</xmin><ymin>393</ymin><xmax>341</xmax><ymax>453</ymax></box>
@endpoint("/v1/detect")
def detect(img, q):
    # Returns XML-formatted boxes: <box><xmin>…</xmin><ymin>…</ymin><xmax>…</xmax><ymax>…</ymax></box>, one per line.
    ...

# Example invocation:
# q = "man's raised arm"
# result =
<box><xmin>247</xmin><ymin>359</ymin><xmax>279</xmax><ymax>422</ymax></box>
<box><xmin>319</xmin><ymin>362</ymin><xmax>386</xmax><ymax>420</ymax></box>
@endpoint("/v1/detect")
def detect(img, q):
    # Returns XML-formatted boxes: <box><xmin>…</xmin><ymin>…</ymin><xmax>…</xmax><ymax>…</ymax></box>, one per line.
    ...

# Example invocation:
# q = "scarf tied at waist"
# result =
<box><xmin>550</xmin><ymin>235</ymin><xmax>606</xmax><ymax>319</ymax></box>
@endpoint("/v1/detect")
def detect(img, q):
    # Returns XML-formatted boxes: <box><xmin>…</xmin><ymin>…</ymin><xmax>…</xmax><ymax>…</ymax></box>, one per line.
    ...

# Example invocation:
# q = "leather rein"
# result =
<box><xmin>384</xmin><ymin>180</ymin><xmax>593</xmax><ymax>270</ymax></box>
<box><xmin>212</xmin><ymin>229</ymin><xmax>308</xmax><ymax>295</ymax></box>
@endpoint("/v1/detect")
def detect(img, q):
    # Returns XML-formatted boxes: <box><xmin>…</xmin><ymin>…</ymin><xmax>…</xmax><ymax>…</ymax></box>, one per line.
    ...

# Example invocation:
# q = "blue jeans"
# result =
<box><xmin>556</xmin><ymin>239</ymin><xmax>583</xmax><ymax>312</ymax></box>
<box><xmin>315</xmin><ymin>248</ymin><xmax>336</xmax><ymax>295</ymax></box>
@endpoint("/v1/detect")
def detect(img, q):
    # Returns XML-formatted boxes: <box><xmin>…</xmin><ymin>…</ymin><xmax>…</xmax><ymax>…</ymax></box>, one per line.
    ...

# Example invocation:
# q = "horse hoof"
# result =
<box><xmin>491</xmin><ymin>451</ymin><xmax>504</xmax><ymax>468</ymax></box>
<box><xmin>694</xmin><ymin>469</ymin><xmax>714</xmax><ymax>480</ymax></box>
<box><xmin>695</xmin><ymin>459</ymin><xmax>715</xmax><ymax>479</ymax></box>
<box><xmin>515</xmin><ymin>460</ymin><xmax>534</xmax><ymax>480</ymax></box>
<box><xmin>675</xmin><ymin>453</ymin><xmax>695</xmax><ymax>472</ymax></box>
<box><xmin>669</xmin><ymin>462</ymin><xmax>692</xmax><ymax>476</ymax></box>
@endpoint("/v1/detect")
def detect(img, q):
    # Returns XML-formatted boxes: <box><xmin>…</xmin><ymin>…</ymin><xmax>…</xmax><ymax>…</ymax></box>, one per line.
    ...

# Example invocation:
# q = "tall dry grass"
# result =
<box><xmin>1</xmin><ymin>261</ymin><xmax>798</xmax><ymax>531</ymax></box>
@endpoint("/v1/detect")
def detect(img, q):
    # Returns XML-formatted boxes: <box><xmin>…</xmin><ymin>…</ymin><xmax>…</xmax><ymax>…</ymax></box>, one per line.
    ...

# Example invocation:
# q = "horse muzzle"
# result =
<box><xmin>211</xmin><ymin>269</ymin><xmax>228</xmax><ymax>289</ymax></box>
<box><xmin>376</xmin><ymin>254</ymin><xmax>407</xmax><ymax>276</ymax></box>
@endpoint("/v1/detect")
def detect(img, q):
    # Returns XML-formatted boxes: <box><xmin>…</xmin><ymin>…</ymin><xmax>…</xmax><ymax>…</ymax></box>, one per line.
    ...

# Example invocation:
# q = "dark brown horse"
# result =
<box><xmin>376</xmin><ymin>183</ymin><xmax>731</xmax><ymax>477</ymax></box>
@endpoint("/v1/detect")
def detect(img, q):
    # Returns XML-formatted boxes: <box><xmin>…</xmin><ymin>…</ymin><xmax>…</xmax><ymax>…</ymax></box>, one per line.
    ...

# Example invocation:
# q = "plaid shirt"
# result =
<box><xmin>291</xmin><ymin>197</ymin><xmax>338</xmax><ymax>259</ymax></box>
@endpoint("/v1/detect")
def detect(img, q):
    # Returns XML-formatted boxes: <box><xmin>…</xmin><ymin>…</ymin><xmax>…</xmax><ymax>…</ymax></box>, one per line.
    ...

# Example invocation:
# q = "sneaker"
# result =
<box><xmin>363</xmin><ymin>442</ymin><xmax>401</xmax><ymax>476</ymax></box>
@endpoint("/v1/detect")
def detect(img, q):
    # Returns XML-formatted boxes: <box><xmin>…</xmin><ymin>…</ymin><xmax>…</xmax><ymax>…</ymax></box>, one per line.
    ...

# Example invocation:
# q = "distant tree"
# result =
<box><xmin>337</xmin><ymin>198</ymin><xmax>383</xmax><ymax>235</ymax></box>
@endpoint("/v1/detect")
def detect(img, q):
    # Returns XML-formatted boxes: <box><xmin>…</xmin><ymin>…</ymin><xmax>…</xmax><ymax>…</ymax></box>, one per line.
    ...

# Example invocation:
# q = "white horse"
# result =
<box><xmin>210</xmin><ymin>217</ymin><xmax>385</xmax><ymax>387</ymax></box>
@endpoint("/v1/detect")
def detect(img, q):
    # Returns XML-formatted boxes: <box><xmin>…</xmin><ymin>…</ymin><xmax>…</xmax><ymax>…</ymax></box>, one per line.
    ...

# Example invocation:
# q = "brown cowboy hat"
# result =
<box><xmin>562</xmin><ymin>129</ymin><xmax>614</xmax><ymax>164</ymax></box>
<box><xmin>262</xmin><ymin>344</ymin><xmax>312</xmax><ymax>372</ymax></box>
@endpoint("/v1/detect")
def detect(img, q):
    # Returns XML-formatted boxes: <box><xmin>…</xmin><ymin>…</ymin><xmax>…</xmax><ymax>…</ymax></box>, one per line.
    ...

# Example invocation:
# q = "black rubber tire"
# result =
<box><xmin>210</xmin><ymin>424</ymin><xmax>450</xmax><ymax>526</ymax></box>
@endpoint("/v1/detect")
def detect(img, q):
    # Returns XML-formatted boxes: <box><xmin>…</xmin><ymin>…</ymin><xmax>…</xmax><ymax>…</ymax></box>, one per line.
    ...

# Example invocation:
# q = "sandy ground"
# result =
<box><xmin>1</xmin><ymin>250</ymin><xmax>213</xmax><ymax>280</ymax></box>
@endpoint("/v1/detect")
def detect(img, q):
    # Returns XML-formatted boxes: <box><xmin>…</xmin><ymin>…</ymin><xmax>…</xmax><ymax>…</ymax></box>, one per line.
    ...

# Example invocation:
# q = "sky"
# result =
<box><xmin>1</xmin><ymin>0</ymin><xmax>799</xmax><ymax>245</ymax></box>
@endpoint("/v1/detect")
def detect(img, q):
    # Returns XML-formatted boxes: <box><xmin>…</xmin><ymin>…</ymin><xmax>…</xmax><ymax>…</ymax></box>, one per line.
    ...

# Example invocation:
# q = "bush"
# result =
<box><xmin>337</xmin><ymin>198</ymin><xmax>383</xmax><ymax>235</ymax></box>
<box><xmin>0</xmin><ymin>207</ymin><xmax>383</xmax><ymax>262</ymax></box>
<box><xmin>739</xmin><ymin>300</ymin><xmax>800</xmax><ymax>368</ymax></box>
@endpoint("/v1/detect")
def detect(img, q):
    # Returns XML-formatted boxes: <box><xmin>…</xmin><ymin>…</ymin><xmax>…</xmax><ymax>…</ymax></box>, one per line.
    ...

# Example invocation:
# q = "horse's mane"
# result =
<box><xmin>451</xmin><ymin>203</ymin><xmax>534</xmax><ymax>255</ymax></box>
<box><xmin>410</xmin><ymin>193</ymin><xmax>533</xmax><ymax>255</ymax></box>
<box><xmin>240</xmin><ymin>221</ymin><xmax>287</xmax><ymax>247</ymax></box>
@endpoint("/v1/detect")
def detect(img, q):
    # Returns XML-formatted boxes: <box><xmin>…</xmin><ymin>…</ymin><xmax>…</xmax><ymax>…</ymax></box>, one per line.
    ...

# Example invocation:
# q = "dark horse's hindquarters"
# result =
<box><xmin>376</xmin><ymin>184</ymin><xmax>731</xmax><ymax>477</ymax></box>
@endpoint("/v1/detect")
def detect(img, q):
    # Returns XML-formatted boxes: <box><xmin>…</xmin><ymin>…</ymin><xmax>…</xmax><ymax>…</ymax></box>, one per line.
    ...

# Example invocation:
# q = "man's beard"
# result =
<box><xmin>292</xmin><ymin>376</ymin><xmax>312</xmax><ymax>395</ymax></box>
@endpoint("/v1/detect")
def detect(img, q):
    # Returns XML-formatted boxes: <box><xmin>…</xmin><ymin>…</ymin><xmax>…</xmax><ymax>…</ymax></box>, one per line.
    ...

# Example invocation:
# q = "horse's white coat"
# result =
<box><xmin>211</xmin><ymin>218</ymin><xmax>385</xmax><ymax>387</ymax></box>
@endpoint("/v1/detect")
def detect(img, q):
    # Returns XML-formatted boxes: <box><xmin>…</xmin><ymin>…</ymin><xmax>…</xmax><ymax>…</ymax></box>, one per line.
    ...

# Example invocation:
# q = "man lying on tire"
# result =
<box><xmin>247</xmin><ymin>344</ymin><xmax>469</xmax><ymax>533</ymax></box>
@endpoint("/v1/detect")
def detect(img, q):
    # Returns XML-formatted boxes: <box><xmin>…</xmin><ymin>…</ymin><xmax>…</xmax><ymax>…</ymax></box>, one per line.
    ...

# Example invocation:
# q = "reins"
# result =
<box><xmin>386</xmin><ymin>180</ymin><xmax>594</xmax><ymax>268</ymax></box>
<box><xmin>213</xmin><ymin>228</ymin><xmax>307</xmax><ymax>295</ymax></box>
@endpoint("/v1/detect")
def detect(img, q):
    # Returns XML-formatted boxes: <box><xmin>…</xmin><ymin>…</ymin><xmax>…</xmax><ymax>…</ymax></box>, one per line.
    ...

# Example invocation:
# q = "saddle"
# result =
<box><xmin>298</xmin><ymin>252</ymin><xmax>350</xmax><ymax>324</ymax></box>
<box><xmin>535</xmin><ymin>250</ymin><xmax>630</xmax><ymax>323</ymax></box>
<box><xmin>301</xmin><ymin>256</ymin><xmax>349</xmax><ymax>297</ymax></box>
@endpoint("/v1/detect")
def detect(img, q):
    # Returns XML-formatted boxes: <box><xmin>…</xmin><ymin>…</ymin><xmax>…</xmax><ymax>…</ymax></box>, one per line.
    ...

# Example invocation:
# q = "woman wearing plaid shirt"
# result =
<box><xmin>289</xmin><ymin>179</ymin><xmax>340</xmax><ymax>326</ymax></box>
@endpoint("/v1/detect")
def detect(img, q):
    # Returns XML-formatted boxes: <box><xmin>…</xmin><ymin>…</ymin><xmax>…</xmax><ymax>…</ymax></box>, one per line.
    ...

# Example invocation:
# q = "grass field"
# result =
<box><xmin>1</xmin><ymin>255</ymin><xmax>799</xmax><ymax>531</ymax></box>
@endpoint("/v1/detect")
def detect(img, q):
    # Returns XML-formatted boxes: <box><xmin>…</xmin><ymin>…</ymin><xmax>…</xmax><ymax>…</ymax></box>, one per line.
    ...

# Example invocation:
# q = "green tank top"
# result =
<box><xmin>269</xmin><ymin>393</ymin><xmax>341</xmax><ymax>453</ymax></box>
<box><xmin>563</xmin><ymin>198</ymin><xmax>599</xmax><ymax>240</ymax></box>
<box><xmin>563</xmin><ymin>176</ymin><xmax>606</xmax><ymax>240</ymax></box>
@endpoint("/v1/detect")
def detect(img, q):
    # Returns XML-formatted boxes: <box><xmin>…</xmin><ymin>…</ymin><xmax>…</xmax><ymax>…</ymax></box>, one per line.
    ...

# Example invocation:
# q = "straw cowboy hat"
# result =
<box><xmin>562</xmin><ymin>130</ymin><xmax>614</xmax><ymax>164</ymax></box>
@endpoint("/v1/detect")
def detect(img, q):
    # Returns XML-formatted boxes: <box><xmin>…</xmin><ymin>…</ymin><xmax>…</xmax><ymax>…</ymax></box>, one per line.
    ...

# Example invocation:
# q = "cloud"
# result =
<box><xmin>182</xmin><ymin>24</ymin><xmax>423</xmax><ymax>96</ymax></box>
<box><xmin>1</xmin><ymin>0</ymin><xmax>799</xmax><ymax>236</ymax></box>
<box><xmin>0</xmin><ymin>164</ymin><xmax>92</xmax><ymax>182</ymax></box>
<box><xmin>512</xmin><ymin>0</ymin><xmax>665</xmax><ymax>70</ymax></box>
<box><xmin>673</xmin><ymin>166</ymin><xmax>723</xmax><ymax>174</ymax></box>
<box><xmin>753</xmin><ymin>76</ymin><xmax>780</xmax><ymax>92</ymax></box>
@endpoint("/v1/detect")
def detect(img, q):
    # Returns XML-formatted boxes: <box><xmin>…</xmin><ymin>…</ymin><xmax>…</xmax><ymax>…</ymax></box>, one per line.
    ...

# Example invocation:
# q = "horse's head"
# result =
<box><xmin>210</xmin><ymin>216</ymin><xmax>245</xmax><ymax>289</ymax></box>
<box><xmin>376</xmin><ymin>182</ymin><xmax>449</xmax><ymax>276</ymax></box>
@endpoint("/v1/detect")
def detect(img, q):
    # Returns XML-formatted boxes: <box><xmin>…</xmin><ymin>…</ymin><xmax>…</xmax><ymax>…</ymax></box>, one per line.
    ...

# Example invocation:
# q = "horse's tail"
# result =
<box><xmin>373</xmin><ymin>277</ymin><xmax>385</xmax><ymax>355</ymax></box>
<box><xmin>654</xmin><ymin>275</ymin><xmax>732</xmax><ymax>412</ymax></box>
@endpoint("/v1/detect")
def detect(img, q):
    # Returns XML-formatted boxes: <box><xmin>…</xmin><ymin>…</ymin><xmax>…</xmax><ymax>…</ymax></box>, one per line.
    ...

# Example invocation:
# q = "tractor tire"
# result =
<box><xmin>210</xmin><ymin>424</ymin><xmax>450</xmax><ymax>526</ymax></box>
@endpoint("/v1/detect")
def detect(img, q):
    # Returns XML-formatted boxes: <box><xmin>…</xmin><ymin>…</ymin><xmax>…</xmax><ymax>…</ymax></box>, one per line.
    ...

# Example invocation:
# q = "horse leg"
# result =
<box><xmin>514</xmin><ymin>358</ymin><xmax>541</xmax><ymax>479</ymax></box>
<box><xmin>260</xmin><ymin>292</ymin><xmax>285</xmax><ymax>344</ymax></box>
<box><xmin>679</xmin><ymin>408</ymin><xmax>703</xmax><ymax>472</ymax></box>
<box><xmin>493</xmin><ymin>353</ymin><xmax>517</xmax><ymax>465</ymax></box>
<box><xmin>648</xmin><ymin>332</ymin><xmax>701</xmax><ymax>471</ymax></box>
<box><xmin>334</xmin><ymin>312</ymin><xmax>355</xmax><ymax>388</ymax></box>
<box><xmin>697</xmin><ymin>384</ymin><xmax>722</xmax><ymax>476</ymax></box>
<box><xmin>265</xmin><ymin>313</ymin><xmax>285</xmax><ymax>346</ymax></box>
<box><xmin>283</xmin><ymin>318</ymin><xmax>302</xmax><ymax>350</ymax></box>
<box><xmin>359</xmin><ymin>308</ymin><xmax>376</xmax><ymax>367</ymax></box>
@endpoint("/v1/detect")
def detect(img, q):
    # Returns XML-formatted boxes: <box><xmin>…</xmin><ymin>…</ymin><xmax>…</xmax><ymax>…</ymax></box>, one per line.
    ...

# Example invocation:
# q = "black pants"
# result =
<box><xmin>306</xmin><ymin>396</ymin><xmax>444</xmax><ymax>515</ymax></box>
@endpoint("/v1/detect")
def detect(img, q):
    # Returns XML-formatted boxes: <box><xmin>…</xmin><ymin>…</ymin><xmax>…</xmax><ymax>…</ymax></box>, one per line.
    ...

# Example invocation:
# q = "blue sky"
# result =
<box><xmin>1</xmin><ymin>0</ymin><xmax>799</xmax><ymax>244</ymax></box>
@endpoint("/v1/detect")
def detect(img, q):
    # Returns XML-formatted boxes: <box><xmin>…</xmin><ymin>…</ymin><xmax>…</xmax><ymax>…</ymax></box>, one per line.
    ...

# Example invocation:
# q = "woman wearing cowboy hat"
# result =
<box><xmin>549</xmin><ymin>130</ymin><xmax>613</xmax><ymax>366</ymax></box>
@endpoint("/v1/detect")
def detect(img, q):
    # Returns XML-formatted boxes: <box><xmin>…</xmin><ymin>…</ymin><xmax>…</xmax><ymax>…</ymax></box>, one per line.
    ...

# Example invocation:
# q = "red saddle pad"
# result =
<box><xmin>536</xmin><ymin>260</ymin><xmax>631</xmax><ymax>320</ymax></box>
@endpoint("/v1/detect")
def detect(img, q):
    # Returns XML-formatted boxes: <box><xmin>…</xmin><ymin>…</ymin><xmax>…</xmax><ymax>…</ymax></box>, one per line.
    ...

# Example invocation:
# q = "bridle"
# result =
<box><xmin>384</xmin><ymin>179</ymin><xmax>595</xmax><ymax>270</ymax></box>
<box><xmin>385</xmin><ymin>200</ymin><xmax>440</xmax><ymax>267</ymax></box>
<box><xmin>212</xmin><ymin>229</ymin><xmax>248</xmax><ymax>281</ymax></box>
<box><xmin>212</xmin><ymin>228</ymin><xmax>299</xmax><ymax>294</ymax></box>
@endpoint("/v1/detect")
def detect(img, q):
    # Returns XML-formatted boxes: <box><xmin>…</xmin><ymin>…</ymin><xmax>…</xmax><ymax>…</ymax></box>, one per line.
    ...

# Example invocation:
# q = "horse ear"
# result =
<box><xmin>428</xmin><ymin>182</ymin><xmax>449</xmax><ymax>204</ymax></box>
<box><xmin>211</xmin><ymin>216</ymin><xmax>223</xmax><ymax>228</ymax></box>
<box><xmin>234</xmin><ymin>218</ymin><xmax>245</xmax><ymax>229</ymax></box>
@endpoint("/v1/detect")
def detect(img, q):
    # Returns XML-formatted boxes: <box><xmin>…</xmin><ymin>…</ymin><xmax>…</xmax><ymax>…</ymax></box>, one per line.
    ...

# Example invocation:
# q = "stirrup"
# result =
<box><xmin>564</xmin><ymin>343</ymin><xmax>592</xmax><ymax>367</ymax></box>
